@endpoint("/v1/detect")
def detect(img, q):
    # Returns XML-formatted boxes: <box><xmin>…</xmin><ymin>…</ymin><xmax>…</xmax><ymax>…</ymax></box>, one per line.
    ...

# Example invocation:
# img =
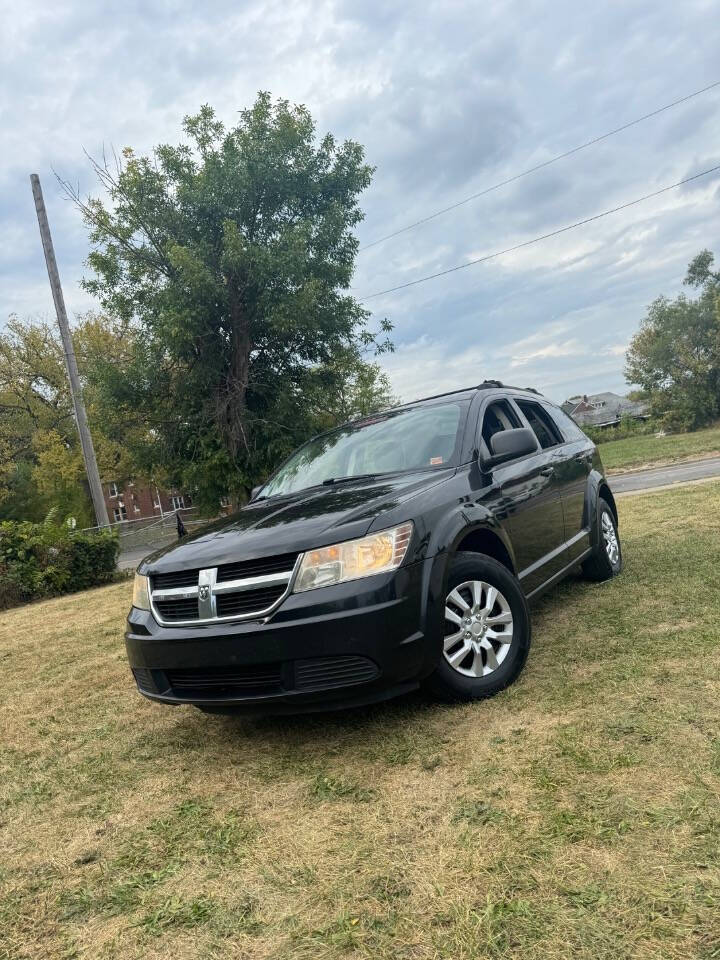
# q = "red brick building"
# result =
<box><xmin>103</xmin><ymin>480</ymin><xmax>196</xmax><ymax>525</ymax></box>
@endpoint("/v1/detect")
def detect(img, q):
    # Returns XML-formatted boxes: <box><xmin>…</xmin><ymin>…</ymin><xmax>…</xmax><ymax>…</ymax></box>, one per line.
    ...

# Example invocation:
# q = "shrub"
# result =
<box><xmin>65</xmin><ymin>530</ymin><xmax>119</xmax><ymax>590</ymax></box>
<box><xmin>0</xmin><ymin>521</ymin><xmax>119</xmax><ymax>610</ymax></box>
<box><xmin>585</xmin><ymin>418</ymin><xmax>659</xmax><ymax>445</ymax></box>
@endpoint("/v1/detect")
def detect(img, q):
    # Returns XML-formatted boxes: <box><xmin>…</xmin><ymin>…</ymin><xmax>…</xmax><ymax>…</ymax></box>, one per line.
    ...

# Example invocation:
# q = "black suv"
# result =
<box><xmin>126</xmin><ymin>382</ymin><xmax>622</xmax><ymax>713</ymax></box>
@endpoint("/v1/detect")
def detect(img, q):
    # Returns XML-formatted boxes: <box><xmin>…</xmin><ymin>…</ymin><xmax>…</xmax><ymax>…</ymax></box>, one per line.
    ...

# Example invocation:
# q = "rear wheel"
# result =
<box><xmin>582</xmin><ymin>497</ymin><xmax>622</xmax><ymax>581</ymax></box>
<box><xmin>426</xmin><ymin>552</ymin><xmax>531</xmax><ymax>702</ymax></box>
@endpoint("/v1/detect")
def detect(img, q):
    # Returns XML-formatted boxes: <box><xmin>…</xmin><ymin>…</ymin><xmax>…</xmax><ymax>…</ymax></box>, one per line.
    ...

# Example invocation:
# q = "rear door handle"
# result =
<box><xmin>540</xmin><ymin>466</ymin><xmax>554</xmax><ymax>477</ymax></box>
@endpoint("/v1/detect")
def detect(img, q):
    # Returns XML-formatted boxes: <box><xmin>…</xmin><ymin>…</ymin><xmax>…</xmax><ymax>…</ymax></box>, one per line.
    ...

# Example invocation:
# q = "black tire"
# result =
<box><xmin>582</xmin><ymin>497</ymin><xmax>622</xmax><ymax>582</ymax></box>
<box><xmin>425</xmin><ymin>552</ymin><xmax>532</xmax><ymax>703</ymax></box>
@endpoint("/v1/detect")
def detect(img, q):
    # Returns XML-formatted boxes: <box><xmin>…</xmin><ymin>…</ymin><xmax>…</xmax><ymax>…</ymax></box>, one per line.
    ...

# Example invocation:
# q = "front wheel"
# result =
<box><xmin>582</xmin><ymin>496</ymin><xmax>622</xmax><ymax>581</ymax></box>
<box><xmin>425</xmin><ymin>552</ymin><xmax>532</xmax><ymax>702</ymax></box>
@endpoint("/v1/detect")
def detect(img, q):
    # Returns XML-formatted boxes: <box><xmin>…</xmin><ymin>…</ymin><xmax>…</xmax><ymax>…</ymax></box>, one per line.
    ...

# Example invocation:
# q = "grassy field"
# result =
<box><xmin>598</xmin><ymin>423</ymin><xmax>720</xmax><ymax>473</ymax></box>
<box><xmin>2</xmin><ymin>483</ymin><xmax>720</xmax><ymax>960</ymax></box>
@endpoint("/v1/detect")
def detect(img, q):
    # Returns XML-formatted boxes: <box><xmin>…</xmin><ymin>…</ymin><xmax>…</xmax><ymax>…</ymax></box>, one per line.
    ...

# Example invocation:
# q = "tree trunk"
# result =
<box><xmin>217</xmin><ymin>288</ymin><xmax>251</xmax><ymax>456</ymax></box>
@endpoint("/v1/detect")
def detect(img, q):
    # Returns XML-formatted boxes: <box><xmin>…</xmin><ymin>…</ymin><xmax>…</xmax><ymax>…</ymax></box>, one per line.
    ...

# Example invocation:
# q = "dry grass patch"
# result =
<box><xmin>2</xmin><ymin>482</ymin><xmax>720</xmax><ymax>958</ymax></box>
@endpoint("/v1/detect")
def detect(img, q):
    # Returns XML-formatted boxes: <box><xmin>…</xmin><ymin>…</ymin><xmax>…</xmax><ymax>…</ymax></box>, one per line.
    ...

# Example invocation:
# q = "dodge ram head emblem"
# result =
<box><xmin>199</xmin><ymin>585</ymin><xmax>210</xmax><ymax>601</ymax></box>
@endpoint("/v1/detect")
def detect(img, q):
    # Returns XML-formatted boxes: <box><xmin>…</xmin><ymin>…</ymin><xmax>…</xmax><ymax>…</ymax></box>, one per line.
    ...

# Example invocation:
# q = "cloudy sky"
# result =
<box><xmin>2</xmin><ymin>0</ymin><xmax>719</xmax><ymax>404</ymax></box>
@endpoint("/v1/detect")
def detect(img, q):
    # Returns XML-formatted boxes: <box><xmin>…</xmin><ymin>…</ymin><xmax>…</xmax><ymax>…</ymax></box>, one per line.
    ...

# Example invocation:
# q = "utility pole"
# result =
<box><xmin>30</xmin><ymin>174</ymin><xmax>110</xmax><ymax>527</ymax></box>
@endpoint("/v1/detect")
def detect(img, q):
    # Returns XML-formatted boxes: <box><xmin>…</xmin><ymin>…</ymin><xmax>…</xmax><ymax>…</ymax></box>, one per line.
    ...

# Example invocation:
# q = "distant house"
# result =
<box><xmin>103</xmin><ymin>480</ymin><xmax>194</xmax><ymax>525</ymax></box>
<box><xmin>561</xmin><ymin>392</ymin><xmax>649</xmax><ymax>429</ymax></box>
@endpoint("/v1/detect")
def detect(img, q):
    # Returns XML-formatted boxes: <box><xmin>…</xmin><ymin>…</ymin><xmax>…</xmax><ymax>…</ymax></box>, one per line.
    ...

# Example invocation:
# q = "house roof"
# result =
<box><xmin>586</xmin><ymin>391</ymin><xmax>626</xmax><ymax>405</ymax></box>
<box><xmin>561</xmin><ymin>391</ymin><xmax>648</xmax><ymax>425</ymax></box>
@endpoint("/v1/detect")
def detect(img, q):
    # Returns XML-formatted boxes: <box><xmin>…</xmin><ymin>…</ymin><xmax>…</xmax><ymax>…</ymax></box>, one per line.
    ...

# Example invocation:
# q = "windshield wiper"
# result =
<box><xmin>322</xmin><ymin>473</ymin><xmax>379</xmax><ymax>486</ymax></box>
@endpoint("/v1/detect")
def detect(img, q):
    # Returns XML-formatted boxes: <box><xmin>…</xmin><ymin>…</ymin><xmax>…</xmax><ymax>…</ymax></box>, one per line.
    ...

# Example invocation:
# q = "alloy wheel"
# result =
<box><xmin>443</xmin><ymin>580</ymin><xmax>514</xmax><ymax>678</ymax></box>
<box><xmin>601</xmin><ymin>511</ymin><xmax>619</xmax><ymax>566</ymax></box>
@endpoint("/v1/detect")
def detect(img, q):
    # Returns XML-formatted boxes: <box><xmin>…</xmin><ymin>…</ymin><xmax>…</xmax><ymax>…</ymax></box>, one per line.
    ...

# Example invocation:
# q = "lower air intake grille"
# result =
<box><xmin>216</xmin><ymin>585</ymin><xmax>287</xmax><ymax>618</ymax></box>
<box><xmin>136</xmin><ymin>656</ymin><xmax>382</xmax><ymax>702</ymax></box>
<box><xmin>132</xmin><ymin>667</ymin><xmax>157</xmax><ymax>692</ymax></box>
<box><xmin>295</xmin><ymin>655</ymin><xmax>379</xmax><ymax>690</ymax></box>
<box><xmin>166</xmin><ymin>665</ymin><xmax>282</xmax><ymax>697</ymax></box>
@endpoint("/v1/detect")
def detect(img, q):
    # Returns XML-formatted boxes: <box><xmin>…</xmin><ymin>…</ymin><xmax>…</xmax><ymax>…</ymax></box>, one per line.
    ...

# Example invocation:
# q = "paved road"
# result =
<box><xmin>118</xmin><ymin>545</ymin><xmax>160</xmax><ymax>571</ymax></box>
<box><xmin>610</xmin><ymin>456</ymin><xmax>720</xmax><ymax>493</ymax></box>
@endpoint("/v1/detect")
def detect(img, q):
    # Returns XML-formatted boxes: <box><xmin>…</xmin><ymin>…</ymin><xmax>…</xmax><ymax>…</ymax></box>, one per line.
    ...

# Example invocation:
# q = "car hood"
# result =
<box><xmin>141</xmin><ymin>468</ymin><xmax>454</xmax><ymax>574</ymax></box>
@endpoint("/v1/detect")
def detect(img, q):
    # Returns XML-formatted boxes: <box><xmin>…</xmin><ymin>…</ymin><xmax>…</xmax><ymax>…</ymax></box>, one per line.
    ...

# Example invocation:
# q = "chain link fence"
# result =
<box><xmin>81</xmin><ymin>509</ymin><xmax>217</xmax><ymax>567</ymax></box>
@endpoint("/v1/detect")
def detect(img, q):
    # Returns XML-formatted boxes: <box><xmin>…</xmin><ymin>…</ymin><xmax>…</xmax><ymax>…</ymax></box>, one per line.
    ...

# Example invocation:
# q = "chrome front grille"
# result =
<box><xmin>152</xmin><ymin>568</ymin><xmax>199</xmax><ymax>590</ymax></box>
<box><xmin>149</xmin><ymin>552</ymin><xmax>301</xmax><ymax>625</ymax></box>
<box><xmin>216</xmin><ymin>552</ymin><xmax>300</xmax><ymax>581</ymax></box>
<box><xmin>154</xmin><ymin>597</ymin><xmax>200</xmax><ymax>622</ymax></box>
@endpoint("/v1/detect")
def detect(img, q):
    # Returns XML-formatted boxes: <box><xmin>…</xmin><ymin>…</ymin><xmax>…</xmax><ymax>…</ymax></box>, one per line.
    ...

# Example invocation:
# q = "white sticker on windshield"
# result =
<box><xmin>430</xmin><ymin>457</ymin><xmax>443</xmax><ymax>465</ymax></box>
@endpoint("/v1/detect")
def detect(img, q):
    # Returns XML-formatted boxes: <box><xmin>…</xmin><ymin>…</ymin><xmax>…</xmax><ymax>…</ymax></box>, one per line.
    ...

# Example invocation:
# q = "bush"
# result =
<box><xmin>585</xmin><ymin>417</ymin><xmax>659</xmax><ymax>445</ymax></box>
<box><xmin>0</xmin><ymin>521</ymin><xmax>119</xmax><ymax>610</ymax></box>
<box><xmin>65</xmin><ymin>530</ymin><xmax>119</xmax><ymax>591</ymax></box>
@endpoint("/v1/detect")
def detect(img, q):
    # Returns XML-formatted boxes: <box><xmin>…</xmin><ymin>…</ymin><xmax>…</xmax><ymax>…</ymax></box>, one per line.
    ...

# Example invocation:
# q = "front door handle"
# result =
<box><xmin>540</xmin><ymin>466</ymin><xmax>554</xmax><ymax>477</ymax></box>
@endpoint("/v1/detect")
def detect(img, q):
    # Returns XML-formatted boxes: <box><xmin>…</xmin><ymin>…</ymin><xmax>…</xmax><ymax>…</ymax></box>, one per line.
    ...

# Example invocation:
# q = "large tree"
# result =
<box><xmin>63</xmin><ymin>93</ymin><xmax>392</xmax><ymax>508</ymax></box>
<box><xmin>625</xmin><ymin>250</ymin><xmax>720</xmax><ymax>430</ymax></box>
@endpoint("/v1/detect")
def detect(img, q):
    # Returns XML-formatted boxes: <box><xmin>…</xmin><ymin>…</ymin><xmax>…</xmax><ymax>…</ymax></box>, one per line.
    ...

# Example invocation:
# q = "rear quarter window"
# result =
<box><xmin>543</xmin><ymin>404</ymin><xmax>588</xmax><ymax>442</ymax></box>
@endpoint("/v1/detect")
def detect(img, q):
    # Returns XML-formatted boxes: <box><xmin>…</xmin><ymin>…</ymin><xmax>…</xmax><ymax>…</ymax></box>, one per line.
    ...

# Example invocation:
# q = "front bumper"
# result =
<box><xmin>125</xmin><ymin>557</ymin><xmax>436</xmax><ymax>713</ymax></box>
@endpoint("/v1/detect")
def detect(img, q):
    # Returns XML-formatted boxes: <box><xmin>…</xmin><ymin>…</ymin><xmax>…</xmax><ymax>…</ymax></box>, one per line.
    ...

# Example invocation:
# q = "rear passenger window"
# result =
<box><xmin>516</xmin><ymin>400</ymin><xmax>563</xmax><ymax>450</ymax></box>
<box><xmin>543</xmin><ymin>404</ymin><xmax>587</xmax><ymax>442</ymax></box>
<box><xmin>481</xmin><ymin>400</ymin><xmax>522</xmax><ymax>449</ymax></box>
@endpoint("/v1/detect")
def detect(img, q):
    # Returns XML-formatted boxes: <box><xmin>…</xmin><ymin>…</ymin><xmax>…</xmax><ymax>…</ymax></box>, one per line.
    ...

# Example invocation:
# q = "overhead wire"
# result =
<box><xmin>359</xmin><ymin>80</ymin><xmax>720</xmax><ymax>252</ymax></box>
<box><xmin>359</xmin><ymin>163</ymin><xmax>720</xmax><ymax>301</ymax></box>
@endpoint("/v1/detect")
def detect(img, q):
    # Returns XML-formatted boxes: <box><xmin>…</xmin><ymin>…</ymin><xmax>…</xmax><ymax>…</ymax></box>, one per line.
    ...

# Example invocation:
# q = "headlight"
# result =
<box><xmin>132</xmin><ymin>573</ymin><xmax>150</xmax><ymax>610</ymax></box>
<box><xmin>293</xmin><ymin>522</ymin><xmax>413</xmax><ymax>593</ymax></box>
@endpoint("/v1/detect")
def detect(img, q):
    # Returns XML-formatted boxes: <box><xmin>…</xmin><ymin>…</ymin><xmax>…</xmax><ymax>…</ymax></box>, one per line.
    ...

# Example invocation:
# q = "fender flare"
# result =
<box><xmin>585</xmin><ymin>470</ymin><xmax>618</xmax><ymax>550</ymax></box>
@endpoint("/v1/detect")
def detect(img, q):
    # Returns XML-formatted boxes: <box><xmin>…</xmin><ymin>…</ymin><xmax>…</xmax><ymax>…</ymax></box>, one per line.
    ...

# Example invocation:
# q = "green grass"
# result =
<box><xmin>2</xmin><ymin>482</ymin><xmax>720</xmax><ymax>958</ymax></box>
<box><xmin>598</xmin><ymin>422</ymin><xmax>720</xmax><ymax>472</ymax></box>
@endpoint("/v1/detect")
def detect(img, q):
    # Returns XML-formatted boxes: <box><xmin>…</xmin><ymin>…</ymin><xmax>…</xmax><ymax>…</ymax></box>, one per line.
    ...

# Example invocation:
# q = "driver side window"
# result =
<box><xmin>481</xmin><ymin>399</ymin><xmax>521</xmax><ymax>450</ymax></box>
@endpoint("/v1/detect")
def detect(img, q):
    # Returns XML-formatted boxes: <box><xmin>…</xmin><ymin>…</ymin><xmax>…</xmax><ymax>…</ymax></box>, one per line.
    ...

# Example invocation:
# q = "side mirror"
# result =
<box><xmin>484</xmin><ymin>427</ymin><xmax>537</xmax><ymax>469</ymax></box>
<box><xmin>250</xmin><ymin>484</ymin><xmax>262</xmax><ymax>501</ymax></box>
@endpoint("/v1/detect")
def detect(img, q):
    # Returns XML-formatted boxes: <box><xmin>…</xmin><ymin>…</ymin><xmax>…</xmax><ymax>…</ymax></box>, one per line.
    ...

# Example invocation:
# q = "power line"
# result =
<box><xmin>359</xmin><ymin>163</ymin><xmax>720</xmax><ymax>301</ymax></box>
<box><xmin>359</xmin><ymin>79</ymin><xmax>720</xmax><ymax>252</ymax></box>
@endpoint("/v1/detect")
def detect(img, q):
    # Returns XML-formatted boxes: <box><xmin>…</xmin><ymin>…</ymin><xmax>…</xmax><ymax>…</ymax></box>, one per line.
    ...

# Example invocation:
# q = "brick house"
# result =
<box><xmin>103</xmin><ymin>480</ymin><xmax>195</xmax><ymax>525</ymax></box>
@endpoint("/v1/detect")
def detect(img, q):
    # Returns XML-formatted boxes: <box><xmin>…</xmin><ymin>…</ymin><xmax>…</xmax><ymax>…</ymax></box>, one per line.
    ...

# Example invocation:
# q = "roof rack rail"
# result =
<box><xmin>477</xmin><ymin>380</ymin><xmax>542</xmax><ymax>395</ymax></box>
<box><xmin>397</xmin><ymin>381</ymin><xmax>545</xmax><ymax>408</ymax></box>
<box><xmin>401</xmin><ymin>385</ymin><xmax>479</xmax><ymax>404</ymax></box>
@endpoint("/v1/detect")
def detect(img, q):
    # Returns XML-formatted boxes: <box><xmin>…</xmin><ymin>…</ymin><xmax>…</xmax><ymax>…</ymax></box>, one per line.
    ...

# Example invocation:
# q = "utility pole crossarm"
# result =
<box><xmin>30</xmin><ymin>173</ymin><xmax>110</xmax><ymax>528</ymax></box>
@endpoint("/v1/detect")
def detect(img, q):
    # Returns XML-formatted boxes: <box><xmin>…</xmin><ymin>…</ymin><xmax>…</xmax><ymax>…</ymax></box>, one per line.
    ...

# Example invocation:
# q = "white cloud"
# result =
<box><xmin>509</xmin><ymin>338</ymin><xmax>584</xmax><ymax>367</ymax></box>
<box><xmin>603</xmin><ymin>343</ymin><xmax>629</xmax><ymax>357</ymax></box>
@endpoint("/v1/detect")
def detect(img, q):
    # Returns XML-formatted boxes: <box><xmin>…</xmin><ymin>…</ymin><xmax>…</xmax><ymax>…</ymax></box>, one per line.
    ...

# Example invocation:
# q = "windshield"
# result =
<box><xmin>261</xmin><ymin>399</ymin><xmax>468</xmax><ymax>498</ymax></box>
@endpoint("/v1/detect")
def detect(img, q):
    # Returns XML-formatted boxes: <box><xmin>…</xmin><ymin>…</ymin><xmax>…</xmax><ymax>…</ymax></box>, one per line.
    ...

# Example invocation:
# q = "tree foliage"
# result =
<box><xmin>0</xmin><ymin>314</ymin><xmax>134</xmax><ymax>522</ymax></box>
<box><xmin>63</xmin><ymin>93</ymin><xmax>393</xmax><ymax>508</ymax></box>
<box><xmin>625</xmin><ymin>250</ymin><xmax>720</xmax><ymax>430</ymax></box>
